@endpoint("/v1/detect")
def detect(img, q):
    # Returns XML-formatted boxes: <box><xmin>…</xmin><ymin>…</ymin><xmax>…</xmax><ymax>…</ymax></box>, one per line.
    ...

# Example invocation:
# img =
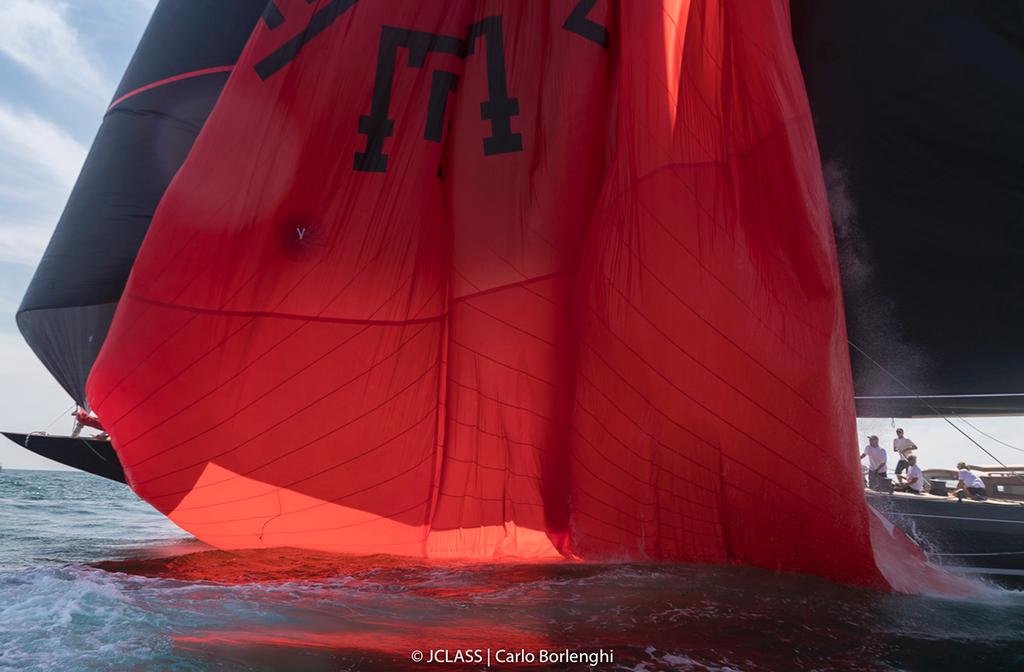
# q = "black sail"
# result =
<box><xmin>792</xmin><ymin>1</ymin><xmax>1024</xmax><ymax>417</ymax></box>
<box><xmin>16</xmin><ymin>1</ymin><xmax>265</xmax><ymax>407</ymax></box>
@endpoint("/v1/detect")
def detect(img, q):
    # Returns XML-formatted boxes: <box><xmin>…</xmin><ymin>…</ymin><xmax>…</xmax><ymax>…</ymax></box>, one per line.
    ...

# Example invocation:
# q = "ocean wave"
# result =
<box><xmin>3</xmin><ymin>472</ymin><xmax>1024</xmax><ymax>671</ymax></box>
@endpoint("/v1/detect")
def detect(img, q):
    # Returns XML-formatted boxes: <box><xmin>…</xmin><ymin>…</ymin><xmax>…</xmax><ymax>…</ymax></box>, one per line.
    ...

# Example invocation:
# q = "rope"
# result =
<box><xmin>79</xmin><ymin>438</ymin><xmax>111</xmax><ymax>464</ymax></box>
<box><xmin>848</xmin><ymin>341</ymin><xmax>1011</xmax><ymax>470</ymax></box>
<box><xmin>41</xmin><ymin>401</ymin><xmax>75</xmax><ymax>432</ymax></box>
<box><xmin>956</xmin><ymin>417</ymin><xmax>1024</xmax><ymax>455</ymax></box>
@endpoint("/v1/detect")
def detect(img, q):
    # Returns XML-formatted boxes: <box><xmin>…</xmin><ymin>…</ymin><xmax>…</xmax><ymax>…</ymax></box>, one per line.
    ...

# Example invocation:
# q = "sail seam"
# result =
<box><xmin>126</xmin><ymin>294</ymin><xmax>445</xmax><ymax>326</ymax></box>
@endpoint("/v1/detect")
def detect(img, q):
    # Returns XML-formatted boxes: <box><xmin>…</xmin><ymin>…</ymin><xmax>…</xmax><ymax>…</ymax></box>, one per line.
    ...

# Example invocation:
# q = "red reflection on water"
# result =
<box><xmin>88</xmin><ymin>548</ymin><xmax>1004</xmax><ymax>672</ymax></box>
<box><xmin>94</xmin><ymin>547</ymin><xmax>572</xmax><ymax>585</ymax></box>
<box><xmin>106</xmin><ymin>549</ymin><xmax>574</xmax><ymax>669</ymax></box>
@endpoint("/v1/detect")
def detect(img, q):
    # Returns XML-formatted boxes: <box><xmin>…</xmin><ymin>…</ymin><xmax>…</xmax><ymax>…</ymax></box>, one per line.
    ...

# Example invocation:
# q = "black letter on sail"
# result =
<box><xmin>354</xmin><ymin>27</ymin><xmax>464</xmax><ymax>172</ymax></box>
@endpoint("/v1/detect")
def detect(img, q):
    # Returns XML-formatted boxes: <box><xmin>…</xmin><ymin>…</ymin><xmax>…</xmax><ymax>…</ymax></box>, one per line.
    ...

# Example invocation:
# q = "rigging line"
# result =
<box><xmin>956</xmin><ymin>417</ymin><xmax>1024</xmax><ymax>455</ymax></box>
<box><xmin>847</xmin><ymin>340</ymin><xmax>1010</xmax><ymax>469</ymax></box>
<box><xmin>43</xmin><ymin>403</ymin><xmax>76</xmax><ymax>434</ymax></box>
<box><xmin>78</xmin><ymin>438</ymin><xmax>111</xmax><ymax>464</ymax></box>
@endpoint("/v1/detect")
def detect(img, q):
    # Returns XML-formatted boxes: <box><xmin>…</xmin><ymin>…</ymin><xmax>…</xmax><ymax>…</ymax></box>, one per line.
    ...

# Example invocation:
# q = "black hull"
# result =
<box><xmin>2</xmin><ymin>432</ymin><xmax>126</xmax><ymax>484</ymax></box>
<box><xmin>867</xmin><ymin>491</ymin><xmax>1024</xmax><ymax>584</ymax></box>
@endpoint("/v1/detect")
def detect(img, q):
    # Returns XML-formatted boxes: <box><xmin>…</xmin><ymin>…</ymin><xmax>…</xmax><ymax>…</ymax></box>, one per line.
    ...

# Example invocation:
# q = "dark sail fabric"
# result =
<box><xmin>792</xmin><ymin>1</ymin><xmax>1024</xmax><ymax>417</ymax></box>
<box><xmin>16</xmin><ymin>1</ymin><xmax>265</xmax><ymax>407</ymax></box>
<box><xmin>83</xmin><ymin>0</ymin><xmax>923</xmax><ymax>589</ymax></box>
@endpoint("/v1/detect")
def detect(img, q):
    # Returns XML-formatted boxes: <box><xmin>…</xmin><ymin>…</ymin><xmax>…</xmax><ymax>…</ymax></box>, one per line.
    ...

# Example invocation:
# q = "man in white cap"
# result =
<box><xmin>896</xmin><ymin>455</ymin><xmax>925</xmax><ymax>494</ymax></box>
<box><xmin>860</xmin><ymin>435</ymin><xmax>887</xmax><ymax>491</ymax></box>
<box><xmin>892</xmin><ymin>428</ymin><xmax>917</xmax><ymax>478</ymax></box>
<box><xmin>953</xmin><ymin>462</ymin><xmax>987</xmax><ymax>501</ymax></box>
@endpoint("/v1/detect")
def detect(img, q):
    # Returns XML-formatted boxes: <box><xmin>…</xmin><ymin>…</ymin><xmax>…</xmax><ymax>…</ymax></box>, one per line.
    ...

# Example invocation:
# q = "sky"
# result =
<box><xmin>1</xmin><ymin>0</ymin><xmax>1023</xmax><ymax>475</ymax></box>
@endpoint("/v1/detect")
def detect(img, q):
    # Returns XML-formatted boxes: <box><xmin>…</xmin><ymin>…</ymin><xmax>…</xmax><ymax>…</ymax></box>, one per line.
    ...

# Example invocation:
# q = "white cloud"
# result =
<box><xmin>0</xmin><ymin>0</ymin><xmax>109</xmax><ymax>104</ymax></box>
<box><xmin>0</xmin><ymin>223</ymin><xmax>54</xmax><ymax>267</ymax></box>
<box><xmin>0</xmin><ymin>105</ymin><xmax>87</xmax><ymax>188</ymax></box>
<box><xmin>0</xmin><ymin>105</ymin><xmax>86</xmax><ymax>265</ymax></box>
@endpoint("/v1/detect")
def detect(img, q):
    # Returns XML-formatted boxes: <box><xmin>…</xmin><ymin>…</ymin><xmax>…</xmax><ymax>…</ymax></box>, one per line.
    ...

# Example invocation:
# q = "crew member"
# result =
<box><xmin>71</xmin><ymin>408</ymin><xmax>104</xmax><ymax>438</ymax></box>
<box><xmin>896</xmin><ymin>455</ymin><xmax>925</xmax><ymax>494</ymax></box>
<box><xmin>892</xmin><ymin>428</ymin><xmax>917</xmax><ymax>477</ymax></box>
<box><xmin>860</xmin><ymin>435</ymin><xmax>887</xmax><ymax>491</ymax></box>
<box><xmin>953</xmin><ymin>462</ymin><xmax>986</xmax><ymax>501</ymax></box>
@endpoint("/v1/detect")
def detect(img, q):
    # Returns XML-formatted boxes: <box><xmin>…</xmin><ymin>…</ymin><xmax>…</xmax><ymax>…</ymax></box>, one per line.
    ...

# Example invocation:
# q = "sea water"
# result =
<box><xmin>1</xmin><ymin>470</ymin><xmax>1023</xmax><ymax>672</ymax></box>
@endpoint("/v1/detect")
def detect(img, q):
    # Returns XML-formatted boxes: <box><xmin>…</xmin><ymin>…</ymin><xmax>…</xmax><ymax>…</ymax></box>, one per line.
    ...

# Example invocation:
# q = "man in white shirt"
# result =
<box><xmin>892</xmin><ymin>428</ymin><xmax>917</xmax><ymax>478</ymax></box>
<box><xmin>896</xmin><ymin>455</ymin><xmax>925</xmax><ymax>494</ymax></box>
<box><xmin>860</xmin><ymin>435</ymin><xmax>887</xmax><ymax>491</ymax></box>
<box><xmin>953</xmin><ymin>461</ymin><xmax>987</xmax><ymax>501</ymax></box>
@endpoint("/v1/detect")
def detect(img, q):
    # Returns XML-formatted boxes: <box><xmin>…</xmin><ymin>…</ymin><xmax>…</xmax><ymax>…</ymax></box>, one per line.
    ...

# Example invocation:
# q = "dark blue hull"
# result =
<box><xmin>2</xmin><ymin>432</ymin><xmax>125</xmax><ymax>484</ymax></box>
<box><xmin>867</xmin><ymin>491</ymin><xmax>1024</xmax><ymax>585</ymax></box>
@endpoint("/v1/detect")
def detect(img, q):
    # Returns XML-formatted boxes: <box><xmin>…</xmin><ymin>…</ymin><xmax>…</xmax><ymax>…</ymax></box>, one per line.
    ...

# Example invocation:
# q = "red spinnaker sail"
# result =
<box><xmin>87</xmin><ymin>0</ymin><xmax>887</xmax><ymax>588</ymax></box>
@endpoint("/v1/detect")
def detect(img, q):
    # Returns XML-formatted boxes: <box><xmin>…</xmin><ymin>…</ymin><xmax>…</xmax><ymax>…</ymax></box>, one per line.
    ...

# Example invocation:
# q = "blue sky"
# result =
<box><xmin>0</xmin><ymin>0</ymin><xmax>155</xmax><ymax>266</ymax></box>
<box><xmin>1</xmin><ymin>0</ymin><xmax>1022</xmax><ymax>473</ymax></box>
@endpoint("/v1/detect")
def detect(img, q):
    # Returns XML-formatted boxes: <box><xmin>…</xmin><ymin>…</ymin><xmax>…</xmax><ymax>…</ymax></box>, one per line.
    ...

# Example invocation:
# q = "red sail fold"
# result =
<box><xmin>88</xmin><ymin>0</ymin><xmax>889</xmax><ymax>588</ymax></box>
